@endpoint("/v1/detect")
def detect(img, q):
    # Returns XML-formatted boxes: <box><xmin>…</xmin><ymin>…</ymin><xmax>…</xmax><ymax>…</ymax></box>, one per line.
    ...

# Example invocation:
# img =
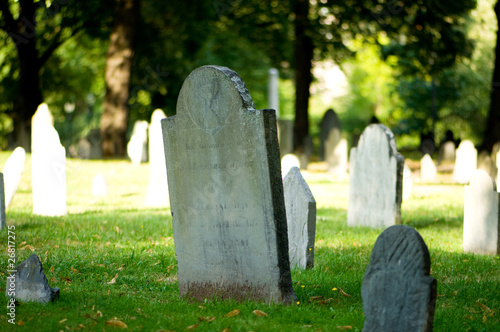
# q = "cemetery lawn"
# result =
<box><xmin>0</xmin><ymin>153</ymin><xmax>498</xmax><ymax>332</ymax></box>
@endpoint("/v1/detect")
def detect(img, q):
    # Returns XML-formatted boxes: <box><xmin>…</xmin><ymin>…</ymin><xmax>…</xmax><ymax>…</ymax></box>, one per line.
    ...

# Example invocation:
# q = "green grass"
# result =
<box><xmin>0</xmin><ymin>153</ymin><xmax>498</xmax><ymax>331</ymax></box>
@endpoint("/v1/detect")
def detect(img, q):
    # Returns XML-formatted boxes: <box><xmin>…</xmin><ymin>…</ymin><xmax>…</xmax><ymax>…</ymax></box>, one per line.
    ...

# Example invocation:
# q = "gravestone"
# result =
<box><xmin>283</xmin><ymin>167</ymin><xmax>316</xmax><ymax>269</ymax></box>
<box><xmin>0</xmin><ymin>173</ymin><xmax>5</xmax><ymax>230</ymax></box>
<box><xmin>437</xmin><ymin>141</ymin><xmax>455</xmax><ymax>165</ymax></box>
<box><xmin>6</xmin><ymin>253</ymin><xmax>59</xmax><ymax>303</ymax></box>
<box><xmin>463</xmin><ymin>170</ymin><xmax>500</xmax><ymax>255</ymax></box>
<box><xmin>362</xmin><ymin>225</ymin><xmax>437</xmax><ymax>332</ymax></box>
<box><xmin>2</xmin><ymin>147</ymin><xmax>26</xmax><ymax>208</ymax></box>
<box><xmin>281</xmin><ymin>154</ymin><xmax>300</xmax><ymax>178</ymax></box>
<box><xmin>92</xmin><ymin>173</ymin><xmax>109</xmax><ymax>197</ymax></box>
<box><xmin>420</xmin><ymin>154</ymin><xmax>437</xmax><ymax>182</ymax></box>
<box><xmin>320</xmin><ymin>109</ymin><xmax>341</xmax><ymax>161</ymax></box>
<box><xmin>31</xmin><ymin>103</ymin><xmax>54</xmax><ymax>153</ymax></box>
<box><xmin>347</xmin><ymin>124</ymin><xmax>404</xmax><ymax>228</ymax></box>
<box><xmin>452</xmin><ymin>140</ymin><xmax>477</xmax><ymax>184</ymax></box>
<box><xmin>326</xmin><ymin>138</ymin><xmax>347</xmax><ymax>179</ymax></box>
<box><xmin>277</xmin><ymin>119</ymin><xmax>294</xmax><ymax>157</ymax></box>
<box><xmin>145</xmin><ymin>109</ymin><xmax>169</xmax><ymax>207</ymax></box>
<box><xmin>87</xmin><ymin>129</ymin><xmax>103</xmax><ymax>159</ymax></box>
<box><xmin>32</xmin><ymin>125</ymin><xmax>67</xmax><ymax>216</ymax></box>
<box><xmin>491</xmin><ymin>142</ymin><xmax>500</xmax><ymax>166</ymax></box>
<box><xmin>127</xmin><ymin>120</ymin><xmax>149</xmax><ymax>165</ymax></box>
<box><xmin>161</xmin><ymin>65</ymin><xmax>296</xmax><ymax>303</ymax></box>
<box><xmin>402</xmin><ymin>163</ymin><xmax>413</xmax><ymax>202</ymax></box>
<box><xmin>268</xmin><ymin>68</ymin><xmax>279</xmax><ymax>117</ymax></box>
<box><xmin>299</xmin><ymin>135</ymin><xmax>313</xmax><ymax>170</ymax></box>
<box><xmin>477</xmin><ymin>151</ymin><xmax>497</xmax><ymax>179</ymax></box>
<box><xmin>77</xmin><ymin>138</ymin><xmax>91</xmax><ymax>159</ymax></box>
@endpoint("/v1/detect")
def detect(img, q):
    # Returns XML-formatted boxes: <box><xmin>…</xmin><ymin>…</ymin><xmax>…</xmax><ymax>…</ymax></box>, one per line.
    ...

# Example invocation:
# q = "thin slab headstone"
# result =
<box><xmin>452</xmin><ymin>140</ymin><xmax>477</xmax><ymax>184</ymax></box>
<box><xmin>92</xmin><ymin>173</ymin><xmax>109</xmax><ymax>197</ymax></box>
<box><xmin>437</xmin><ymin>141</ymin><xmax>455</xmax><ymax>165</ymax></box>
<box><xmin>402</xmin><ymin>163</ymin><xmax>413</xmax><ymax>202</ymax></box>
<box><xmin>32</xmin><ymin>125</ymin><xmax>67</xmax><ymax>216</ymax></box>
<box><xmin>31</xmin><ymin>103</ymin><xmax>54</xmax><ymax>153</ymax></box>
<box><xmin>281</xmin><ymin>154</ymin><xmax>300</xmax><ymax>178</ymax></box>
<box><xmin>268</xmin><ymin>68</ymin><xmax>279</xmax><ymax>117</ymax></box>
<box><xmin>362</xmin><ymin>225</ymin><xmax>437</xmax><ymax>332</ymax></box>
<box><xmin>145</xmin><ymin>109</ymin><xmax>169</xmax><ymax>207</ymax></box>
<box><xmin>463</xmin><ymin>170</ymin><xmax>500</xmax><ymax>255</ymax></box>
<box><xmin>477</xmin><ymin>151</ymin><xmax>497</xmax><ymax>179</ymax></box>
<box><xmin>2</xmin><ymin>147</ymin><xmax>26</xmax><ymax>208</ymax></box>
<box><xmin>161</xmin><ymin>65</ymin><xmax>296</xmax><ymax>303</ymax></box>
<box><xmin>6</xmin><ymin>253</ymin><xmax>59</xmax><ymax>303</ymax></box>
<box><xmin>77</xmin><ymin>138</ymin><xmax>91</xmax><ymax>159</ymax></box>
<box><xmin>320</xmin><ymin>109</ymin><xmax>341</xmax><ymax>161</ymax></box>
<box><xmin>283</xmin><ymin>167</ymin><xmax>316</xmax><ymax>269</ymax></box>
<box><xmin>326</xmin><ymin>137</ymin><xmax>347</xmax><ymax>179</ymax></box>
<box><xmin>0</xmin><ymin>173</ymin><xmax>6</xmax><ymax>230</ymax></box>
<box><xmin>347</xmin><ymin>124</ymin><xmax>404</xmax><ymax>228</ymax></box>
<box><xmin>127</xmin><ymin>120</ymin><xmax>149</xmax><ymax>165</ymax></box>
<box><xmin>420</xmin><ymin>154</ymin><xmax>437</xmax><ymax>182</ymax></box>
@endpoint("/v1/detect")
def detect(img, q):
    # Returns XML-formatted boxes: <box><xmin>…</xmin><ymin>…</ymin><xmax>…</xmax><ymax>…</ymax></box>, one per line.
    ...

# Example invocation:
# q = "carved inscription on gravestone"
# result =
<box><xmin>161</xmin><ymin>66</ymin><xmax>296</xmax><ymax>303</ymax></box>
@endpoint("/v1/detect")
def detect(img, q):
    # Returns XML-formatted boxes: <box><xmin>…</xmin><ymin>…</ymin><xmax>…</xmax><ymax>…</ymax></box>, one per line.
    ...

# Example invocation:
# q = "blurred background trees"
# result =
<box><xmin>0</xmin><ymin>0</ymin><xmax>497</xmax><ymax>157</ymax></box>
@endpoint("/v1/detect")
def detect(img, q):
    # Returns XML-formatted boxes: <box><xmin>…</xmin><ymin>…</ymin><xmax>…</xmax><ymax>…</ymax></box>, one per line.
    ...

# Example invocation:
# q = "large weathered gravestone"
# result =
<box><xmin>463</xmin><ymin>170</ymin><xmax>500</xmax><ymax>255</ymax></box>
<box><xmin>347</xmin><ymin>124</ymin><xmax>404</xmax><ymax>228</ymax></box>
<box><xmin>0</xmin><ymin>173</ymin><xmax>5</xmax><ymax>230</ymax></box>
<box><xmin>32</xmin><ymin>125</ymin><xmax>67</xmax><ymax>216</ymax></box>
<box><xmin>420</xmin><ymin>154</ymin><xmax>437</xmax><ymax>182</ymax></box>
<box><xmin>161</xmin><ymin>66</ymin><xmax>296</xmax><ymax>303</ymax></box>
<box><xmin>145</xmin><ymin>109</ymin><xmax>169</xmax><ymax>207</ymax></box>
<box><xmin>127</xmin><ymin>120</ymin><xmax>149</xmax><ymax>165</ymax></box>
<box><xmin>320</xmin><ymin>109</ymin><xmax>341</xmax><ymax>161</ymax></box>
<box><xmin>2</xmin><ymin>147</ymin><xmax>26</xmax><ymax>208</ymax></box>
<box><xmin>362</xmin><ymin>225</ymin><xmax>437</xmax><ymax>332</ymax></box>
<box><xmin>283</xmin><ymin>167</ymin><xmax>316</xmax><ymax>269</ymax></box>
<box><xmin>452</xmin><ymin>140</ymin><xmax>477</xmax><ymax>184</ymax></box>
<box><xmin>31</xmin><ymin>103</ymin><xmax>54</xmax><ymax>153</ymax></box>
<box><xmin>6</xmin><ymin>253</ymin><xmax>59</xmax><ymax>303</ymax></box>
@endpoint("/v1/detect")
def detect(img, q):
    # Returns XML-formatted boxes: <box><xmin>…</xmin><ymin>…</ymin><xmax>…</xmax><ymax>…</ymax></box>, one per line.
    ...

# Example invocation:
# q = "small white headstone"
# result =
<box><xmin>438</xmin><ymin>141</ymin><xmax>455</xmax><ymax>165</ymax></box>
<box><xmin>32</xmin><ymin>125</ymin><xmax>67</xmax><ymax>216</ymax></box>
<box><xmin>92</xmin><ymin>173</ymin><xmax>109</xmax><ymax>197</ymax></box>
<box><xmin>452</xmin><ymin>140</ymin><xmax>477</xmax><ymax>184</ymax></box>
<box><xmin>281</xmin><ymin>154</ymin><xmax>300</xmax><ymax>177</ymax></box>
<box><xmin>402</xmin><ymin>164</ymin><xmax>413</xmax><ymax>202</ymax></box>
<box><xmin>268</xmin><ymin>68</ymin><xmax>279</xmax><ymax>117</ymax></box>
<box><xmin>463</xmin><ymin>170</ymin><xmax>499</xmax><ymax>255</ymax></box>
<box><xmin>31</xmin><ymin>103</ymin><xmax>54</xmax><ymax>153</ymax></box>
<box><xmin>283</xmin><ymin>167</ymin><xmax>316</xmax><ymax>269</ymax></box>
<box><xmin>127</xmin><ymin>120</ymin><xmax>149</xmax><ymax>165</ymax></box>
<box><xmin>2</xmin><ymin>147</ymin><xmax>26</xmax><ymax>208</ymax></box>
<box><xmin>420</xmin><ymin>154</ymin><xmax>437</xmax><ymax>182</ymax></box>
<box><xmin>145</xmin><ymin>109</ymin><xmax>169</xmax><ymax>207</ymax></box>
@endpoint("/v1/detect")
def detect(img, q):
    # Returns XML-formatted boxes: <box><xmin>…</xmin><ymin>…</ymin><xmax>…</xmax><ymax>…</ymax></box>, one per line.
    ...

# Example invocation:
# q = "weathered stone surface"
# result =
<box><xmin>31</xmin><ymin>124</ymin><xmax>67</xmax><ymax>216</ymax></box>
<box><xmin>2</xmin><ymin>147</ymin><xmax>26</xmax><ymax>208</ymax></box>
<box><xmin>362</xmin><ymin>225</ymin><xmax>437</xmax><ymax>332</ymax></box>
<box><xmin>6</xmin><ymin>253</ymin><xmax>59</xmax><ymax>304</ymax></box>
<box><xmin>0</xmin><ymin>173</ymin><xmax>5</xmax><ymax>230</ymax></box>
<box><xmin>92</xmin><ymin>173</ymin><xmax>109</xmax><ymax>197</ymax></box>
<box><xmin>347</xmin><ymin>124</ymin><xmax>404</xmax><ymax>228</ymax></box>
<box><xmin>463</xmin><ymin>170</ymin><xmax>500</xmax><ymax>255</ymax></box>
<box><xmin>281</xmin><ymin>154</ymin><xmax>300</xmax><ymax>178</ymax></box>
<box><xmin>437</xmin><ymin>141</ymin><xmax>455</xmax><ymax>165</ymax></box>
<box><xmin>320</xmin><ymin>109</ymin><xmax>341</xmax><ymax>161</ymax></box>
<box><xmin>283</xmin><ymin>167</ymin><xmax>316</xmax><ymax>269</ymax></box>
<box><xmin>420</xmin><ymin>154</ymin><xmax>437</xmax><ymax>182</ymax></box>
<box><xmin>127</xmin><ymin>120</ymin><xmax>149</xmax><ymax>165</ymax></box>
<box><xmin>452</xmin><ymin>140</ymin><xmax>477</xmax><ymax>184</ymax></box>
<box><xmin>145</xmin><ymin>109</ymin><xmax>169</xmax><ymax>207</ymax></box>
<box><xmin>161</xmin><ymin>65</ymin><xmax>296</xmax><ymax>303</ymax></box>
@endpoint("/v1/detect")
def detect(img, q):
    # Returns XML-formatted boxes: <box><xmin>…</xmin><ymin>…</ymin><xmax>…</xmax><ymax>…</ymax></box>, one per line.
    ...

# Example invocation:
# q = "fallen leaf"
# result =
<box><xmin>222</xmin><ymin>327</ymin><xmax>230</xmax><ymax>332</ymax></box>
<box><xmin>483</xmin><ymin>315</ymin><xmax>487</xmax><ymax>323</ymax></box>
<box><xmin>95</xmin><ymin>311</ymin><xmax>103</xmax><ymax>318</ymax></box>
<box><xmin>252</xmin><ymin>310</ymin><xmax>268</xmax><ymax>317</ymax></box>
<box><xmin>336</xmin><ymin>326</ymin><xmax>352</xmax><ymax>330</ymax></box>
<box><xmin>309</xmin><ymin>296</ymin><xmax>324</xmax><ymax>302</ymax></box>
<box><xmin>19</xmin><ymin>245</ymin><xmax>35</xmax><ymax>251</ymax></box>
<box><xmin>60</xmin><ymin>276</ymin><xmax>72</xmax><ymax>283</ymax></box>
<box><xmin>339</xmin><ymin>288</ymin><xmax>352</xmax><ymax>298</ymax></box>
<box><xmin>71</xmin><ymin>266</ymin><xmax>79</xmax><ymax>274</ymax></box>
<box><xmin>198</xmin><ymin>316</ymin><xmax>215</xmax><ymax>322</ymax></box>
<box><xmin>18</xmin><ymin>320</ymin><xmax>24</xmax><ymax>325</ymax></box>
<box><xmin>59</xmin><ymin>318</ymin><xmax>67</xmax><ymax>324</ymax></box>
<box><xmin>51</xmin><ymin>266</ymin><xmax>54</xmax><ymax>273</ymax></box>
<box><xmin>18</xmin><ymin>241</ymin><xmax>26</xmax><ymax>247</ymax></box>
<box><xmin>476</xmin><ymin>301</ymin><xmax>492</xmax><ymax>313</ymax></box>
<box><xmin>116</xmin><ymin>226</ymin><xmax>120</xmax><ymax>234</ymax></box>
<box><xmin>453</xmin><ymin>290</ymin><xmax>458</xmax><ymax>296</ymax></box>
<box><xmin>105</xmin><ymin>319</ymin><xmax>127</xmax><ymax>328</ymax></box>
<box><xmin>108</xmin><ymin>274</ymin><xmax>119</xmax><ymax>284</ymax></box>
<box><xmin>225</xmin><ymin>309</ymin><xmax>240</xmax><ymax>318</ymax></box>
<box><xmin>186</xmin><ymin>324</ymin><xmax>198</xmax><ymax>329</ymax></box>
<box><xmin>78</xmin><ymin>324</ymin><xmax>85</xmax><ymax>328</ymax></box>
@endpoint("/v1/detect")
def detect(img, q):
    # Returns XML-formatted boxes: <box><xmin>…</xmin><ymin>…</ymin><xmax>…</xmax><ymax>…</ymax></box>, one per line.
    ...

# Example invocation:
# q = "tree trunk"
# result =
<box><xmin>482</xmin><ymin>1</ymin><xmax>500</xmax><ymax>152</ymax></box>
<box><xmin>293</xmin><ymin>0</ymin><xmax>314</xmax><ymax>152</ymax></box>
<box><xmin>101</xmin><ymin>0</ymin><xmax>139</xmax><ymax>157</ymax></box>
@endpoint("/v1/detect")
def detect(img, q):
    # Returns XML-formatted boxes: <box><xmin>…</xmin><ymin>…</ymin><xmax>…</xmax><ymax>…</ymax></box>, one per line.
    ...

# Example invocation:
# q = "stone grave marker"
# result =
<box><xmin>161</xmin><ymin>65</ymin><xmax>296</xmax><ymax>303</ymax></box>
<box><xmin>77</xmin><ymin>138</ymin><xmax>91</xmax><ymax>159</ymax></box>
<box><xmin>478</xmin><ymin>151</ymin><xmax>497</xmax><ymax>179</ymax></box>
<box><xmin>92</xmin><ymin>173</ymin><xmax>109</xmax><ymax>197</ymax></box>
<box><xmin>463</xmin><ymin>170</ymin><xmax>500</xmax><ymax>255</ymax></box>
<box><xmin>452</xmin><ymin>140</ymin><xmax>477</xmax><ymax>184</ymax></box>
<box><xmin>281</xmin><ymin>154</ymin><xmax>300</xmax><ymax>178</ymax></box>
<box><xmin>87</xmin><ymin>129</ymin><xmax>103</xmax><ymax>159</ymax></box>
<box><xmin>320</xmin><ymin>109</ymin><xmax>341</xmax><ymax>161</ymax></box>
<box><xmin>347</xmin><ymin>124</ymin><xmax>404</xmax><ymax>228</ymax></box>
<box><xmin>2</xmin><ymin>147</ymin><xmax>26</xmax><ymax>208</ymax></box>
<box><xmin>283</xmin><ymin>167</ymin><xmax>316</xmax><ymax>269</ymax></box>
<box><xmin>277</xmin><ymin>119</ymin><xmax>294</xmax><ymax>157</ymax></box>
<box><xmin>362</xmin><ymin>225</ymin><xmax>437</xmax><ymax>332</ymax></box>
<box><xmin>420</xmin><ymin>154</ymin><xmax>437</xmax><ymax>182</ymax></box>
<box><xmin>31</xmin><ymin>103</ymin><xmax>54</xmax><ymax>153</ymax></box>
<box><xmin>326</xmin><ymin>137</ymin><xmax>347</xmax><ymax>179</ymax></box>
<box><xmin>437</xmin><ymin>141</ymin><xmax>455</xmax><ymax>165</ymax></box>
<box><xmin>403</xmin><ymin>163</ymin><xmax>413</xmax><ymax>202</ymax></box>
<box><xmin>145</xmin><ymin>109</ymin><xmax>169</xmax><ymax>207</ymax></box>
<box><xmin>32</xmin><ymin>125</ymin><xmax>67</xmax><ymax>216</ymax></box>
<box><xmin>268</xmin><ymin>68</ymin><xmax>279</xmax><ymax>117</ymax></box>
<box><xmin>0</xmin><ymin>173</ymin><xmax>5</xmax><ymax>230</ymax></box>
<box><xmin>299</xmin><ymin>135</ymin><xmax>313</xmax><ymax>170</ymax></box>
<box><xmin>127</xmin><ymin>120</ymin><xmax>149</xmax><ymax>165</ymax></box>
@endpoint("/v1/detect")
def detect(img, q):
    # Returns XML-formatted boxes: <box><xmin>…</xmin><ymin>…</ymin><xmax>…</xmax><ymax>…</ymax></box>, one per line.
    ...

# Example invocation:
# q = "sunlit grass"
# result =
<box><xmin>0</xmin><ymin>153</ymin><xmax>498</xmax><ymax>331</ymax></box>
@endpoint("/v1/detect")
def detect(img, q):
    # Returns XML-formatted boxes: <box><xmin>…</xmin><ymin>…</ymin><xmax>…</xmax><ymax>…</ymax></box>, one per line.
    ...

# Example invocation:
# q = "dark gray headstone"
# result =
<box><xmin>87</xmin><ymin>129</ymin><xmax>103</xmax><ymax>159</ymax></box>
<box><xmin>320</xmin><ymin>109</ymin><xmax>341</xmax><ymax>161</ymax></box>
<box><xmin>0</xmin><ymin>173</ymin><xmax>6</xmax><ymax>230</ymax></box>
<box><xmin>362</xmin><ymin>225</ymin><xmax>436</xmax><ymax>332</ymax></box>
<box><xmin>161</xmin><ymin>65</ymin><xmax>296</xmax><ymax>303</ymax></box>
<box><xmin>6</xmin><ymin>253</ymin><xmax>59</xmax><ymax>304</ymax></box>
<box><xmin>283</xmin><ymin>167</ymin><xmax>316</xmax><ymax>269</ymax></box>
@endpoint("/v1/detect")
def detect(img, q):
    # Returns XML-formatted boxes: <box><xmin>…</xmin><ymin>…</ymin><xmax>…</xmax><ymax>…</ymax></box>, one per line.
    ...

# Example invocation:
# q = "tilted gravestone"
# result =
<box><xmin>347</xmin><ymin>124</ymin><xmax>404</xmax><ymax>228</ymax></box>
<box><xmin>283</xmin><ymin>167</ymin><xmax>316</xmax><ymax>269</ymax></box>
<box><xmin>31</xmin><ymin>125</ymin><xmax>67</xmax><ymax>216</ymax></box>
<box><xmin>362</xmin><ymin>225</ymin><xmax>437</xmax><ymax>332</ymax></box>
<box><xmin>127</xmin><ymin>120</ymin><xmax>149</xmax><ymax>165</ymax></box>
<box><xmin>463</xmin><ymin>170</ymin><xmax>500</xmax><ymax>255</ymax></box>
<box><xmin>420</xmin><ymin>154</ymin><xmax>437</xmax><ymax>182</ymax></box>
<box><xmin>161</xmin><ymin>65</ymin><xmax>296</xmax><ymax>303</ymax></box>
<box><xmin>452</xmin><ymin>140</ymin><xmax>477</xmax><ymax>184</ymax></box>
<box><xmin>145</xmin><ymin>109</ymin><xmax>169</xmax><ymax>207</ymax></box>
<box><xmin>2</xmin><ymin>147</ymin><xmax>26</xmax><ymax>208</ymax></box>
